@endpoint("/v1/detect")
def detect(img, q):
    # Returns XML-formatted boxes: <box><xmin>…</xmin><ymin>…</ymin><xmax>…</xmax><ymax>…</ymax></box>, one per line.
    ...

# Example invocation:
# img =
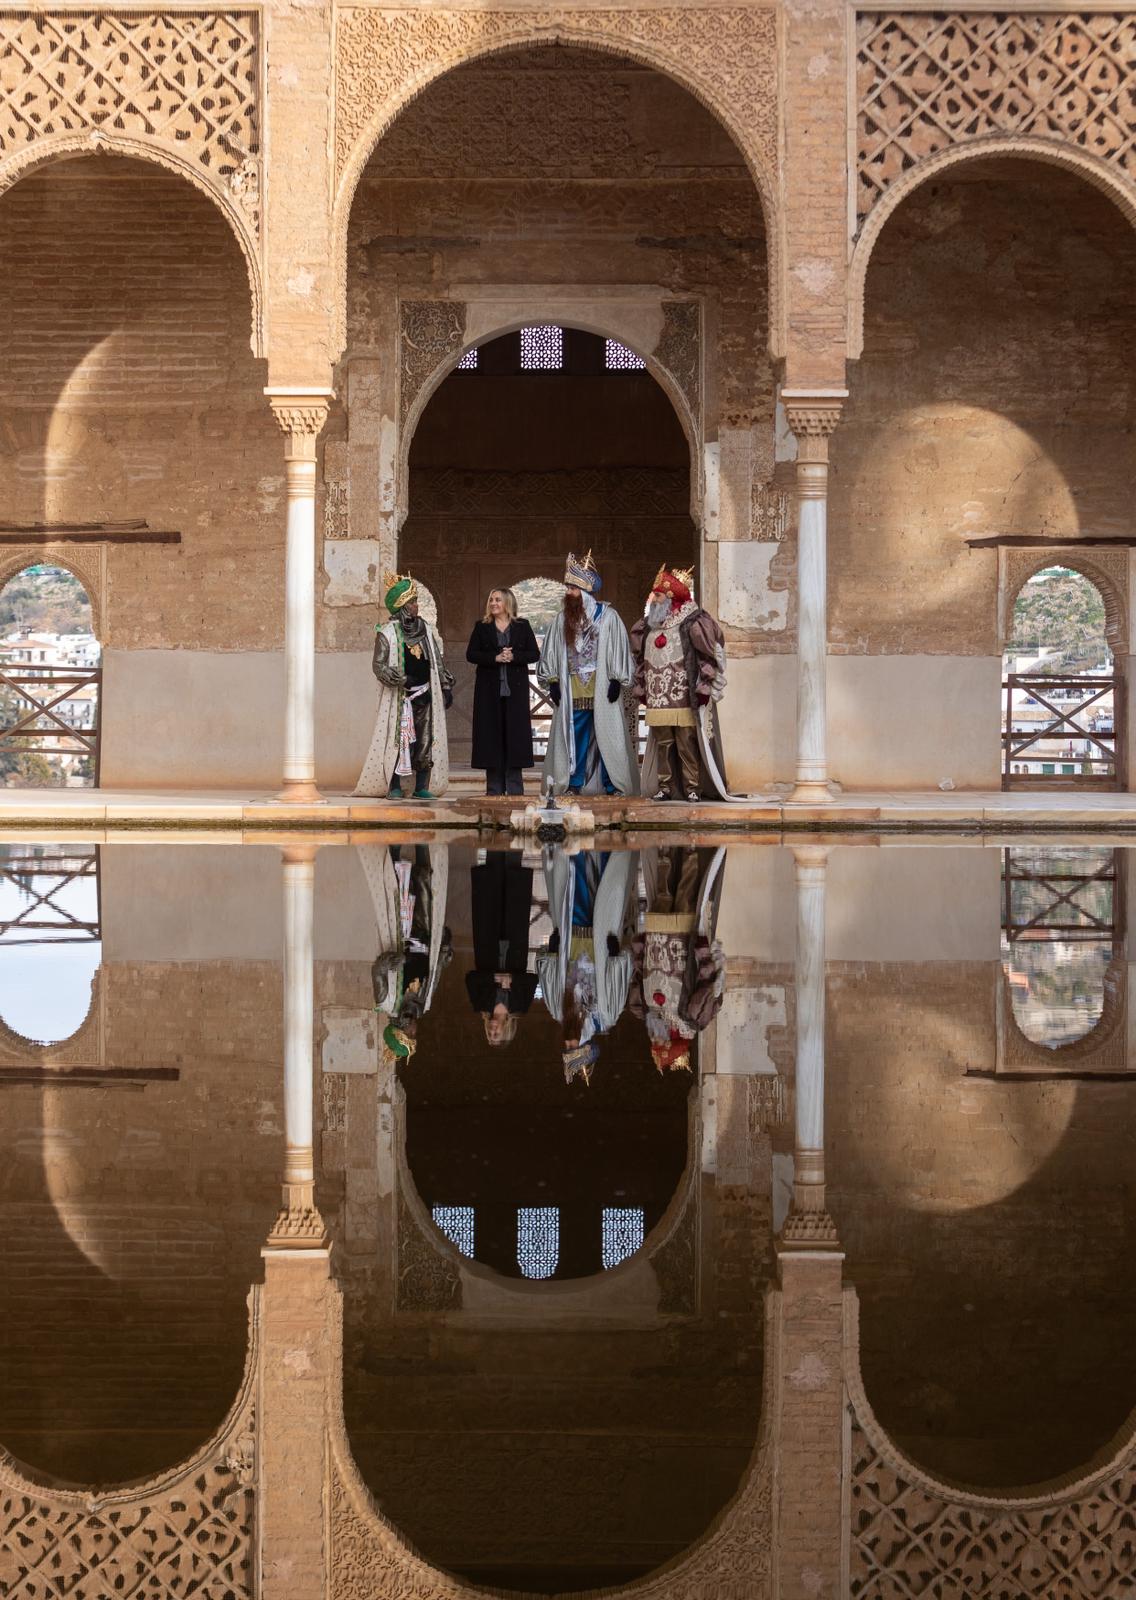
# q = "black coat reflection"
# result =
<box><xmin>465</xmin><ymin>853</ymin><xmax>538</xmax><ymax>1017</ymax></box>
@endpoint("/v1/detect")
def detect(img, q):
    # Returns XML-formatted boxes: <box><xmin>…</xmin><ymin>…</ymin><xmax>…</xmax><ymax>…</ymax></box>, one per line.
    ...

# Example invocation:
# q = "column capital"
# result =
<box><xmin>778</xmin><ymin>1207</ymin><xmax>841</xmax><ymax>1252</ymax></box>
<box><xmin>265</xmin><ymin>1193</ymin><xmax>330</xmax><ymax>1252</ymax></box>
<box><xmin>791</xmin><ymin>843</ymin><xmax>830</xmax><ymax>875</ymax></box>
<box><xmin>265</xmin><ymin>387</ymin><xmax>334</xmax><ymax>459</ymax></box>
<box><xmin>781</xmin><ymin>388</ymin><xmax>848</xmax><ymax>440</ymax></box>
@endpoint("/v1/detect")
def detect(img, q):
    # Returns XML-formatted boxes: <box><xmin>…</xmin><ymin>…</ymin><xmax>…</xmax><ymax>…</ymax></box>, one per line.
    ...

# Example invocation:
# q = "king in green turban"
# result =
<box><xmin>354</xmin><ymin>571</ymin><xmax>454</xmax><ymax>800</ymax></box>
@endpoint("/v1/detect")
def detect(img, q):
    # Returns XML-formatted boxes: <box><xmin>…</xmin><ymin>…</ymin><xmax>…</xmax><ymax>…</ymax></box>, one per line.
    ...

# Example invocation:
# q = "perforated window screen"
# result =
<box><xmin>604</xmin><ymin>339</ymin><xmax>645</xmax><ymax>370</ymax></box>
<box><xmin>520</xmin><ymin>325</ymin><xmax>564</xmax><ymax>370</ymax></box>
<box><xmin>517</xmin><ymin>1206</ymin><xmax>559</xmax><ymax>1278</ymax></box>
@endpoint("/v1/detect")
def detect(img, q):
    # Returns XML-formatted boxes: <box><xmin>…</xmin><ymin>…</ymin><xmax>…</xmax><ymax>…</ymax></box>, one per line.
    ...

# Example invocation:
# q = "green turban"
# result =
<box><xmin>383</xmin><ymin>1023</ymin><xmax>415</xmax><ymax>1059</ymax></box>
<box><xmin>383</xmin><ymin>574</ymin><xmax>417</xmax><ymax>614</ymax></box>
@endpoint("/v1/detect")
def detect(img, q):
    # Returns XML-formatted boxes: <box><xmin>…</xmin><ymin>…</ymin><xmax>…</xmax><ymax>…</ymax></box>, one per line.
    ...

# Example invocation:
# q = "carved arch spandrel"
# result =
<box><xmin>332</xmin><ymin>9</ymin><xmax>781</xmax><ymax>358</ymax></box>
<box><xmin>845</xmin><ymin>1290</ymin><xmax>1136</xmax><ymax>1599</ymax></box>
<box><xmin>848</xmin><ymin>138</ymin><xmax>1136</xmax><ymax>359</ymax></box>
<box><xmin>0</xmin><ymin>9</ymin><xmax>264</xmax><ymax>353</ymax></box>
<box><xmin>0</xmin><ymin>1289</ymin><xmax>258</xmax><ymax>1595</ymax></box>
<box><xmin>327</xmin><ymin>1279</ymin><xmax>775</xmax><ymax>1599</ymax></box>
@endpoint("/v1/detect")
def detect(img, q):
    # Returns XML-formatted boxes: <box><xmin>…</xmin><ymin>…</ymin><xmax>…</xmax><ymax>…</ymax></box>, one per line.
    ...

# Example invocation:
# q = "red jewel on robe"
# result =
<box><xmin>655</xmin><ymin>633</ymin><xmax>667</xmax><ymax>648</ymax></box>
<box><xmin>653</xmin><ymin>990</ymin><xmax>667</xmax><ymax>1006</ymax></box>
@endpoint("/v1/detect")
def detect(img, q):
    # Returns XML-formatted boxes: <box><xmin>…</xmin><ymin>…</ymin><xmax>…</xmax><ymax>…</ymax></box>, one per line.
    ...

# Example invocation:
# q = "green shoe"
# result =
<box><xmin>387</xmin><ymin>786</ymin><xmax>402</xmax><ymax>800</ymax></box>
<box><xmin>413</xmin><ymin>788</ymin><xmax>434</xmax><ymax>801</ymax></box>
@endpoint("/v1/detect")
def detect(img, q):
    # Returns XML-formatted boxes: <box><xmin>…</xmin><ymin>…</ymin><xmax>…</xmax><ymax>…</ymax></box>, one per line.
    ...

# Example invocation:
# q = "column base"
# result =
<box><xmin>786</xmin><ymin>779</ymin><xmax>836</xmax><ymax>805</ymax></box>
<box><xmin>276</xmin><ymin>779</ymin><xmax>326</xmax><ymax>804</ymax></box>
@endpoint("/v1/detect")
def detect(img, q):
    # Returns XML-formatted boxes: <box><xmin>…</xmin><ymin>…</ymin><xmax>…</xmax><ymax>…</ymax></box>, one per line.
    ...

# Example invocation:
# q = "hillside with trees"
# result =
<box><xmin>0</xmin><ymin>566</ymin><xmax>92</xmax><ymax>636</ymax></box>
<box><xmin>1007</xmin><ymin>567</ymin><xmax>1109</xmax><ymax>675</ymax></box>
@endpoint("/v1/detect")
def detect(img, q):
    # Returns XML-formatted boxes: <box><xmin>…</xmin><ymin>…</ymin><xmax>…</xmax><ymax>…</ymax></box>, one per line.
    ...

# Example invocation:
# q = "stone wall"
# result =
<box><xmin>826</xmin><ymin>164</ymin><xmax>1136</xmax><ymax>786</ymax></box>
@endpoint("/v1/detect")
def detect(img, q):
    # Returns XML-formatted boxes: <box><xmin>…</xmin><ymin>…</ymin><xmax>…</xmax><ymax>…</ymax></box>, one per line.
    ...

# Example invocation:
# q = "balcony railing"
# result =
<box><xmin>0</xmin><ymin>665</ymin><xmax>101</xmax><ymax>783</ymax></box>
<box><xmin>1002</xmin><ymin>674</ymin><xmax>1123</xmax><ymax>790</ymax></box>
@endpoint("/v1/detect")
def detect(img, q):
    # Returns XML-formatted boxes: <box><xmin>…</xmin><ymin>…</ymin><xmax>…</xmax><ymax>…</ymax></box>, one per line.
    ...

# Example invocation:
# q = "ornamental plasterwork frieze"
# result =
<box><xmin>335</xmin><ymin>7</ymin><xmax>776</xmax><ymax>200</ymax></box>
<box><xmin>0</xmin><ymin>1292</ymin><xmax>259</xmax><ymax>1597</ymax></box>
<box><xmin>0</xmin><ymin>10</ymin><xmax>264</xmax><ymax>347</ymax></box>
<box><xmin>0</xmin><ymin>11</ymin><xmax>261</xmax><ymax>224</ymax></box>
<box><xmin>856</xmin><ymin>11</ymin><xmax>1136</xmax><ymax>231</ymax></box>
<box><xmin>333</xmin><ymin>7</ymin><xmax>780</xmax><ymax>354</ymax></box>
<box><xmin>399</xmin><ymin>299</ymin><xmax>466</xmax><ymax>427</ymax></box>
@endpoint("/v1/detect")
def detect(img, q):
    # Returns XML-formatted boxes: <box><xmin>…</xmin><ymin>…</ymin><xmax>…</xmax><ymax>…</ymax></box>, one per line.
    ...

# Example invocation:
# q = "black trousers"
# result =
<box><xmin>486</xmin><ymin>696</ymin><xmax>524</xmax><ymax>796</ymax></box>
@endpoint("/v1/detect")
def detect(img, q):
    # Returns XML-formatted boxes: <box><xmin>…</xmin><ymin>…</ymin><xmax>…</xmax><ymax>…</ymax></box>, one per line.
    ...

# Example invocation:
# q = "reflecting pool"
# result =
<box><xmin>1</xmin><ymin>836</ymin><xmax>1134</xmax><ymax>1597</ymax></box>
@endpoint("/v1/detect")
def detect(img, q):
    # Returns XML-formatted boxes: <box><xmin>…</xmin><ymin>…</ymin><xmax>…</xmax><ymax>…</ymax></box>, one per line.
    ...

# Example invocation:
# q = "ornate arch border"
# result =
<box><xmin>848</xmin><ymin>138</ymin><xmax>1136</xmax><ymax>359</ymax></box>
<box><xmin>845</xmin><ymin>1288</ymin><xmax>1136</xmax><ymax>1591</ymax></box>
<box><xmin>0</xmin><ymin>135</ymin><xmax>265</xmax><ymax>357</ymax></box>
<box><xmin>0</xmin><ymin>1280</ymin><xmax>257</xmax><ymax>1504</ymax></box>
<box><xmin>331</xmin><ymin>9</ymin><xmax>781</xmax><ymax>360</ymax></box>
<box><xmin>395</xmin><ymin>296</ymin><xmax>704</xmax><ymax>534</ymax></box>
<box><xmin>328</xmin><ymin>1273</ymin><xmax>775</xmax><ymax>1598</ymax></box>
<box><xmin>998</xmin><ymin>545</ymin><xmax>1128</xmax><ymax>659</ymax></box>
<box><xmin>0</xmin><ymin>544</ymin><xmax>106</xmax><ymax>643</ymax></box>
<box><xmin>0</xmin><ymin>968</ymin><xmax>102</xmax><ymax>1072</ymax></box>
<box><xmin>998</xmin><ymin>954</ymin><xmax>1127</xmax><ymax>1071</ymax></box>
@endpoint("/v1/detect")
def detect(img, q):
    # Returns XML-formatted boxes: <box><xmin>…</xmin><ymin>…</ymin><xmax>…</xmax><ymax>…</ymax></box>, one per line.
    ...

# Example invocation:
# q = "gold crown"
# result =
<box><xmin>653</xmin><ymin>564</ymin><xmax>695</xmax><ymax>593</ymax></box>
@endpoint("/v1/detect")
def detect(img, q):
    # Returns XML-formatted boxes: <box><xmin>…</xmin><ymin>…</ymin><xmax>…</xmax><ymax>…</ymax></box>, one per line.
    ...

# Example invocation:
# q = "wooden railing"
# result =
<box><xmin>0</xmin><ymin>665</ymin><xmax>101</xmax><ymax>783</ymax></box>
<box><xmin>527</xmin><ymin>666</ymin><xmax>647</xmax><ymax>761</ymax></box>
<box><xmin>1002</xmin><ymin>674</ymin><xmax>1123</xmax><ymax>790</ymax></box>
<box><xmin>0</xmin><ymin>846</ymin><xmax>100</xmax><ymax>944</ymax></box>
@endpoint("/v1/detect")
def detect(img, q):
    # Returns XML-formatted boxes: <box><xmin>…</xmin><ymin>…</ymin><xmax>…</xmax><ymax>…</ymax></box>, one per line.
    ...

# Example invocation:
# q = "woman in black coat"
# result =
<box><xmin>466</xmin><ymin>588</ymin><xmax>541</xmax><ymax>795</ymax></box>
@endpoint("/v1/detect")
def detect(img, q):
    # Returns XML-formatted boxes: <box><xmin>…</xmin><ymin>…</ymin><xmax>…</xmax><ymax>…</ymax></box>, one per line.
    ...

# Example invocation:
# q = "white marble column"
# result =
<box><xmin>780</xmin><ymin>844</ymin><xmax>838</xmax><ymax>1249</ymax></box>
<box><xmin>782</xmin><ymin>392</ymin><xmax>846</xmax><ymax>804</ymax></box>
<box><xmin>268</xmin><ymin>841</ymin><xmax>327</xmax><ymax>1248</ymax></box>
<box><xmin>266</xmin><ymin>389</ymin><xmax>333</xmax><ymax>803</ymax></box>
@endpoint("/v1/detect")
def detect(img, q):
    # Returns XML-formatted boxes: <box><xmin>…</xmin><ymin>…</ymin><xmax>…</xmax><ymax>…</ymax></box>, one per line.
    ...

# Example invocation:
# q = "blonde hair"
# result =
<box><xmin>483</xmin><ymin>587</ymin><xmax>519</xmax><ymax>625</ymax></box>
<box><xmin>483</xmin><ymin>1012</ymin><xmax>519</xmax><ymax>1047</ymax></box>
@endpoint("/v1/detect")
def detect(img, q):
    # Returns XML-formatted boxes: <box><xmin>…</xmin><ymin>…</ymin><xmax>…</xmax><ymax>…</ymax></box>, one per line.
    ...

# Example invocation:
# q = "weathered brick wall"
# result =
<box><xmin>0</xmin><ymin>958</ymin><xmax>281</xmax><ymax>1486</ymax></box>
<box><xmin>0</xmin><ymin>159</ymin><xmax>281</xmax><ymax>652</ymax></box>
<box><xmin>831</xmin><ymin>167</ymin><xmax>1136</xmax><ymax>658</ymax></box>
<box><xmin>828</xmin><ymin>958</ymin><xmax>1136</xmax><ymax>1488</ymax></box>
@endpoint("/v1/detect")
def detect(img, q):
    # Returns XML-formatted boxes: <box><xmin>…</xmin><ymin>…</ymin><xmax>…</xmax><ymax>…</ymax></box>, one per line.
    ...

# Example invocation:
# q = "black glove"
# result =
<box><xmin>549</xmin><ymin>681</ymin><xmax>562</xmax><ymax>707</ymax></box>
<box><xmin>606</xmin><ymin>933</ymin><xmax>620</xmax><ymax>958</ymax></box>
<box><xmin>548</xmin><ymin>928</ymin><xmax>561</xmax><ymax>954</ymax></box>
<box><xmin>607</xmin><ymin>678</ymin><xmax>621</xmax><ymax>704</ymax></box>
<box><xmin>442</xmin><ymin>687</ymin><xmax>453</xmax><ymax>710</ymax></box>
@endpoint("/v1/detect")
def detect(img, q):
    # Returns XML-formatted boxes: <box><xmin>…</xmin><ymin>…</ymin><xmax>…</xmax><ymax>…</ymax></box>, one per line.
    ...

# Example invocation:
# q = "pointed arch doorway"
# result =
<box><xmin>402</xmin><ymin>325</ymin><xmax>697</xmax><ymax>768</ymax></box>
<box><xmin>1002</xmin><ymin>559</ymin><xmax>1126</xmax><ymax>791</ymax></box>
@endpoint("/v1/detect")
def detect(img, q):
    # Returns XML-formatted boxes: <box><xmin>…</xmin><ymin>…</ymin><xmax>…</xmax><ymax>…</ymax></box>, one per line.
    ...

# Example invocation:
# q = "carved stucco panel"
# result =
<box><xmin>856</xmin><ymin>12</ymin><xmax>1136</xmax><ymax>231</ymax></box>
<box><xmin>0</xmin><ymin>1292</ymin><xmax>258</xmax><ymax>1597</ymax></box>
<box><xmin>0</xmin><ymin>10</ymin><xmax>264</xmax><ymax>350</ymax></box>
<box><xmin>333</xmin><ymin>8</ymin><xmax>780</xmax><ymax>355</ymax></box>
<box><xmin>400</xmin><ymin>300</ymin><xmax>467</xmax><ymax>428</ymax></box>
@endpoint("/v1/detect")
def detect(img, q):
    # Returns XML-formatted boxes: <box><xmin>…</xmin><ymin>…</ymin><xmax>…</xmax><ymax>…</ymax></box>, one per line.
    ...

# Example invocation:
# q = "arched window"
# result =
<box><xmin>0</xmin><ymin>843</ymin><xmax>101</xmax><ymax>1049</ymax></box>
<box><xmin>0</xmin><ymin>565</ymin><xmax>101</xmax><ymax>788</ymax></box>
<box><xmin>1003</xmin><ymin>566</ymin><xmax>1117</xmax><ymax>789</ymax></box>
<box><xmin>1001</xmin><ymin>845</ymin><xmax>1121</xmax><ymax>1055</ymax></box>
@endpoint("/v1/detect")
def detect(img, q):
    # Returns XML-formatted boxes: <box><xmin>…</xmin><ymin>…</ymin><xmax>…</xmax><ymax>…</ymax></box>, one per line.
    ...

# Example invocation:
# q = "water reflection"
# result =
<box><xmin>1001</xmin><ymin>845</ymin><xmax>1123</xmax><ymax>1060</ymax></box>
<box><xmin>395</xmin><ymin>846</ymin><xmax>692</xmax><ymax>1284</ymax></box>
<box><xmin>1</xmin><ymin>836</ymin><xmax>1134</xmax><ymax>1595</ymax></box>
<box><xmin>0</xmin><ymin>843</ymin><xmax>100</xmax><ymax>1048</ymax></box>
